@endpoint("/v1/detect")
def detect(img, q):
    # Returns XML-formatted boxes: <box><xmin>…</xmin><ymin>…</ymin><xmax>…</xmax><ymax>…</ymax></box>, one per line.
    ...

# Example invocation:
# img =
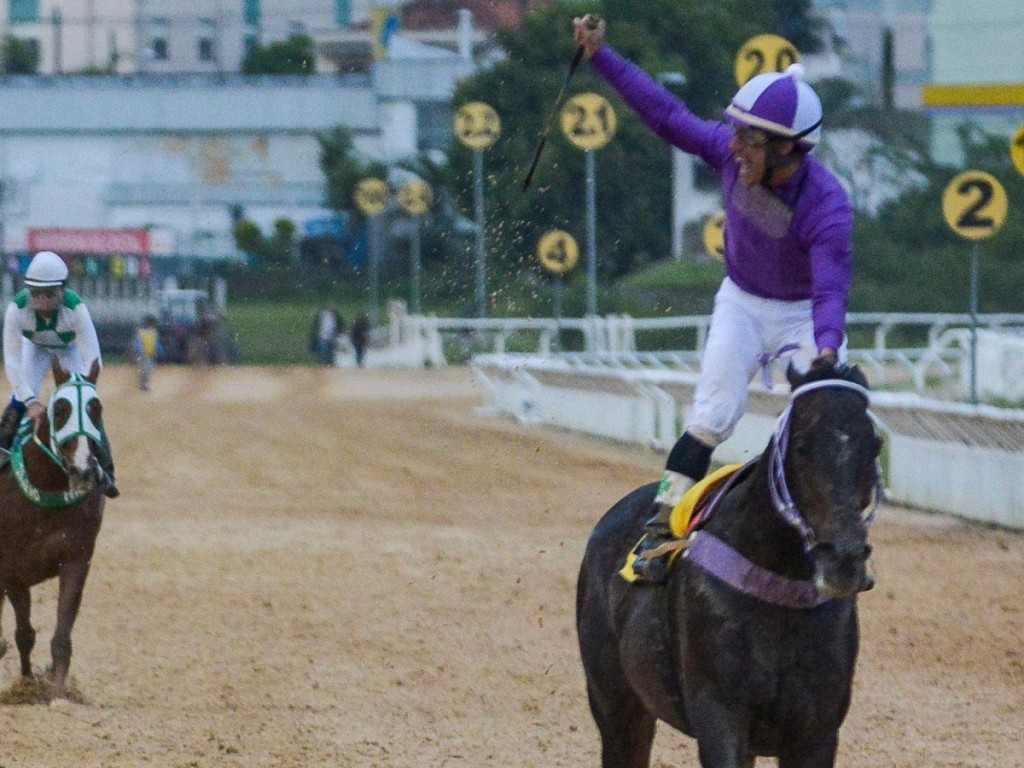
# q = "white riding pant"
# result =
<box><xmin>15</xmin><ymin>340</ymin><xmax>85</xmax><ymax>402</ymax></box>
<box><xmin>684</xmin><ymin>277</ymin><xmax>846</xmax><ymax>448</ymax></box>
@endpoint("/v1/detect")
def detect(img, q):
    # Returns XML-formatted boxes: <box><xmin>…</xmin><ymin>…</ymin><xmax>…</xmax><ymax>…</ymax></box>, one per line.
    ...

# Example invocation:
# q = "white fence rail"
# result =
<box><xmin>472</xmin><ymin>354</ymin><xmax>1024</xmax><ymax>530</ymax></box>
<box><xmin>383</xmin><ymin>311</ymin><xmax>1024</xmax><ymax>398</ymax></box>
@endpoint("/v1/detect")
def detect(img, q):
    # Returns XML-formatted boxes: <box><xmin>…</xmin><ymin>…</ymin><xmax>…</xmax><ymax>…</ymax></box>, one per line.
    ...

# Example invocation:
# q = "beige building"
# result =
<box><xmin>0</xmin><ymin>0</ymin><xmax>395</xmax><ymax>74</ymax></box>
<box><xmin>0</xmin><ymin>0</ymin><xmax>137</xmax><ymax>73</ymax></box>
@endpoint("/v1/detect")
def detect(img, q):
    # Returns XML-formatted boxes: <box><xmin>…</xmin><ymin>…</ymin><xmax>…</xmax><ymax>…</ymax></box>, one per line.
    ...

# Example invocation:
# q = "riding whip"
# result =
<box><xmin>521</xmin><ymin>14</ymin><xmax>601</xmax><ymax>191</ymax></box>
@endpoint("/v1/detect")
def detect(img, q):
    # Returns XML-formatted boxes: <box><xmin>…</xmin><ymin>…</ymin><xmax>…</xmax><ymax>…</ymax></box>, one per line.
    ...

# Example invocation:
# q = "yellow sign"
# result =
<box><xmin>734</xmin><ymin>34</ymin><xmax>801</xmax><ymax>87</ymax></box>
<box><xmin>1012</xmin><ymin>124</ymin><xmax>1024</xmax><ymax>177</ymax></box>
<box><xmin>397</xmin><ymin>179</ymin><xmax>432</xmax><ymax>216</ymax></box>
<box><xmin>371</xmin><ymin>8</ymin><xmax>400</xmax><ymax>60</ymax></box>
<box><xmin>702</xmin><ymin>212</ymin><xmax>726</xmax><ymax>262</ymax></box>
<box><xmin>942</xmin><ymin>171</ymin><xmax>1009</xmax><ymax>241</ymax></box>
<box><xmin>537</xmin><ymin>230</ymin><xmax>579</xmax><ymax>275</ymax></box>
<box><xmin>560</xmin><ymin>93</ymin><xmax>617</xmax><ymax>151</ymax></box>
<box><xmin>354</xmin><ymin>177</ymin><xmax>389</xmax><ymax>216</ymax></box>
<box><xmin>454</xmin><ymin>102</ymin><xmax>501</xmax><ymax>150</ymax></box>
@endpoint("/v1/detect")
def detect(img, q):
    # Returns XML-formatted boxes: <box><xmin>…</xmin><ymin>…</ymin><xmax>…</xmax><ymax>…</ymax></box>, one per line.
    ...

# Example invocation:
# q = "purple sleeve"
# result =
<box><xmin>805</xmin><ymin>188</ymin><xmax>854</xmax><ymax>352</ymax></box>
<box><xmin>590</xmin><ymin>47</ymin><xmax>730</xmax><ymax>169</ymax></box>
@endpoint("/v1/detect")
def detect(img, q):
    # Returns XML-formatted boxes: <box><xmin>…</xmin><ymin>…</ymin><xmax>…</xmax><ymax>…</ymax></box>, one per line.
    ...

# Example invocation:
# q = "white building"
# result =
<box><xmin>809</xmin><ymin>0</ymin><xmax>933</xmax><ymax>109</ymax></box>
<box><xmin>922</xmin><ymin>0</ymin><xmax>1024</xmax><ymax>164</ymax></box>
<box><xmin>0</xmin><ymin>0</ymin><xmax>397</xmax><ymax>74</ymax></box>
<box><xmin>0</xmin><ymin>26</ymin><xmax>474</xmax><ymax>259</ymax></box>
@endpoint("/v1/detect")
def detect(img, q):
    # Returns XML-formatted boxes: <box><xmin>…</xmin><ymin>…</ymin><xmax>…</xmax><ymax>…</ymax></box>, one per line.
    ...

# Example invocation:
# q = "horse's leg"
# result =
<box><xmin>778</xmin><ymin>732</ymin><xmax>839</xmax><ymax>768</ymax></box>
<box><xmin>686</xmin><ymin>692</ymin><xmax>751</xmax><ymax>768</ymax></box>
<box><xmin>579</xmin><ymin>596</ymin><xmax>657</xmax><ymax>767</ymax></box>
<box><xmin>50</xmin><ymin>559</ymin><xmax>92</xmax><ymax>698</ymax></box>
<box><xmin>6</xmin><ymin>584</ymin><xmax>36</xmax><ymax>678</ymax></box>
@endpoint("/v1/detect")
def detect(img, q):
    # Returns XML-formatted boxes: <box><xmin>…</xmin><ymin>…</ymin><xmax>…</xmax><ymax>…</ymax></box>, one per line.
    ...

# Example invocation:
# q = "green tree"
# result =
<box><xmin>2</xmin><ymin>35</ymin><xmax>39</xmax><ymax>74</ymax></box>
<box><xmin>851</xmin><ymin>125</ymin><xmax>1024</xmax><ymax>314</ymax></box>
<box><xmin>241</xmin><ymin>34</ymin><xmax>316</xmax><ymax>75</ymax></box>
<box><xmin>232</xmin><ymin>217</ymin><xmax>298</xmax><ymax>266</ymax></box>
<box><xmin>317</xmin><ymin>126</ymin><xmax>390</xmax><ymax>213</ymax></box>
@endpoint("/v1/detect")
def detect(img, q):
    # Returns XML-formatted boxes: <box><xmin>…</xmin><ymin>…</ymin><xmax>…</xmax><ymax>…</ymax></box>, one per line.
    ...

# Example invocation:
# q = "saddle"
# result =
<box><xmin>619</xmin><ymin>463</ymin><xmax>746</xmax><ymax>583</ymax></box>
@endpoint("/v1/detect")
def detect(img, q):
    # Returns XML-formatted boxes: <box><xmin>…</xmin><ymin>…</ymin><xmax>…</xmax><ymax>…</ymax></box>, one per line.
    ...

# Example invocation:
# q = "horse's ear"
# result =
<box><xmin>52</xmin><ymin>357</ymin><xmax>71</xmax><ymax>385</ymax></box>
<box><xmin>847</xmin><ymin>363</ymin><xmax>869</xmax><ymax>390</ymax></box>
<box><xmin>785</xmin><ymin>361</ymin><xmax>805</xmax><ymax>390</ymax></box>
<box><xmin>87</xmin><ymin>358</ymin><xmax>101</xmax><ymax>384</ymax></box>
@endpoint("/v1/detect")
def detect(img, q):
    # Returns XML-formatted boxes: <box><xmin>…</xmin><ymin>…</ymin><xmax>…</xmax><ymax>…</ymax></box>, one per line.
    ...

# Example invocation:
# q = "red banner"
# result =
<box><xmin>27</xmin><ymin>228</ymin><xmax>151</xmax><ymax>256</ymax></box>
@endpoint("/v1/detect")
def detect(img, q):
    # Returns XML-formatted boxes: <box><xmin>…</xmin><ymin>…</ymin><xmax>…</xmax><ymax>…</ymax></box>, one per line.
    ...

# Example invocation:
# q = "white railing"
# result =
<box><xmin>471</xmin><ymin>354</ymin><xmax>1024</xmax><ymax>530</ymax></box>
<box><xmin>385</xmin><ymin>312</ymin><xmax>1024</xmax><ymax>396</ymax></box>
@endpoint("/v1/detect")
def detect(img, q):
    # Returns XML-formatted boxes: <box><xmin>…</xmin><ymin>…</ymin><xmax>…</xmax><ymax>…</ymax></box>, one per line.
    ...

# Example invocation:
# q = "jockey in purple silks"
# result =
<box><xmin>573</xmin><ymin>17</ymin><xmax>856</xmax><ymax>583</ymax></box>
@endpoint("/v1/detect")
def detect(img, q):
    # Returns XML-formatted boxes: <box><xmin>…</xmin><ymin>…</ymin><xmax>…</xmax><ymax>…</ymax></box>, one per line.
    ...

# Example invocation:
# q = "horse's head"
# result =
<box><xmin>778</xmin><ymin>360</ymin><xmax>883</xmax><ymax>598</ymax></box>
<box><xmin>48</xmin><ymin>359</ymin><xmax>106</xmax><ymax>493</ymax></box>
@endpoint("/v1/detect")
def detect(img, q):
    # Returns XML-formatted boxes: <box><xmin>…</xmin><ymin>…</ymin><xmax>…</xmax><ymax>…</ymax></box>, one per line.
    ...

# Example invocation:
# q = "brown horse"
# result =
<box><xmin>0</xmin><ymin>360</ymin><xmax>107</xmax><ymax>699</ymax></box>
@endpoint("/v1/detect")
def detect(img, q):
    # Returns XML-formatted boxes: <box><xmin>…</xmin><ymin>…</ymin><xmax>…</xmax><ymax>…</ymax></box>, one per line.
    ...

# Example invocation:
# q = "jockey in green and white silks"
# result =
<box><xmin>0</xmin><ymin>250</ymin><xmax>118</xmax><ymax>498</ymax></box>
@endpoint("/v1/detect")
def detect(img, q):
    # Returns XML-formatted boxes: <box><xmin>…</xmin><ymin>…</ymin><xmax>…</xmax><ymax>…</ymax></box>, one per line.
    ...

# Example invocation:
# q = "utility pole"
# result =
<box><xmin>51</xmin><ymin>8</ymin><xmax>63</xmax><ymax>74</ymax></box>
<box><xmin>86</xmin><ymin>0</ymin><xmax>97</xmax><ymax>69</ymax></box>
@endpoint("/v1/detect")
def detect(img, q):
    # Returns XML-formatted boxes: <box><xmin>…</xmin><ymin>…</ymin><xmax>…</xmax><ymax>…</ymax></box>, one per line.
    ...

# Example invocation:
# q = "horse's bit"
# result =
<box><xmin>767</xmin><ymin>378</ymin><xmax>884</xmax><ymax>553</ymax></box>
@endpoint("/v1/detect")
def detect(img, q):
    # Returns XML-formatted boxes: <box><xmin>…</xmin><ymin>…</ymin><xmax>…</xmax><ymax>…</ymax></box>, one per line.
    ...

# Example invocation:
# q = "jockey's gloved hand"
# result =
<box><xmin>815</xmin><ymin>347</ymin><xmax>837</xmax><ymax>365</ymax></box>
<box><xmin>26</xmin><ymin>400</ymin><xmax>45</xmax><ymax>424</ymax></box>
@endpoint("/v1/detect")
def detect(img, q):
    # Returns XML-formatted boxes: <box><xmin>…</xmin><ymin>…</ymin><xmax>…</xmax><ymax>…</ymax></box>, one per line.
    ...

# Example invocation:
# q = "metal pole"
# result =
<box><xmin>410</xmin><ymin>217</ymin><xmax>422</xmax><ymax>315</ymax></box>
<box><xmin>585</xmin><ymin>149</ymin><xmax>597</xmax><ymax>316</ymax></box>
<box><xmin>473</xmin><ymin>148</ymin><xmax>486</xmax><ymax>317</ymax></box>
<box><xmin>969</xmin><ymin>242</ymin><xmax>979</xmax><ymax>405</ymax></box>
<box><xmin>368</xmin><ymin>214</ymin><xmax>381</xmax><ymax>327</ymax></box>
<box><xmin>553</xmin><ymin>276</ymin><xmax>562</xmax><ymax>351</ymax></box>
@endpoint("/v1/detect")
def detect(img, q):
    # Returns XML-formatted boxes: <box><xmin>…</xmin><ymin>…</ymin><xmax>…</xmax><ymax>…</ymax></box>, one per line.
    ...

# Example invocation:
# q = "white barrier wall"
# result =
<box><xmin>472</xmin><ymin>355</ymin><xmax>1024</xmax><ymax>530</ymax></box>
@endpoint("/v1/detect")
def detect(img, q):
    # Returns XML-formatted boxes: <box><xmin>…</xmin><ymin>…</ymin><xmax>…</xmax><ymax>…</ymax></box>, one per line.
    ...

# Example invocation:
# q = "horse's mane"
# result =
<box><xmin>787</xmin><ymin>359</ymin><xmax>870</xmax><ymax>392</ymax></box>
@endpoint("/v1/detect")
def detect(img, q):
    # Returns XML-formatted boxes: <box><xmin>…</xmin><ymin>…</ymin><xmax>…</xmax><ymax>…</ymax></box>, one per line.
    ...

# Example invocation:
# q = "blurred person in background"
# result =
<box><xmin>310</xmin><ymin>304</ymin><xmax>343</xmax><ymax>366</ymax></box>
<box><xmin>132</xmin><ymin>314</ymin><xmax>164</xmax><ymax>392</ymax></box>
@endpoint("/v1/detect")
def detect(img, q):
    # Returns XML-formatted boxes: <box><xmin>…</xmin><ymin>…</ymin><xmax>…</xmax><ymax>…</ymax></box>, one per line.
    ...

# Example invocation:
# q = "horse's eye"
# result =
<box><xmin>52</xmin><ymin>400</ymin><xmax>72</xmax><ymax>430</ymax></box>
<box><xmin>88</xmin><ymin>400</ymin><xmax>103</xmax><ymax>425</ymax></box>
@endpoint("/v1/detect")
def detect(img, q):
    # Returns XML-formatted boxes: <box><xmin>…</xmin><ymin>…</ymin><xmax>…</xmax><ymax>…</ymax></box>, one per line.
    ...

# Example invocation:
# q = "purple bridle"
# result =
<box><xmin>768</xmin><ymin>378</ymin><xmax>882</xmax><ymax>553</ymax></box>
<box><xmin>681</xmin><ymin>377</ymin><xmax>883</xmax><ymax>609</ymax></box>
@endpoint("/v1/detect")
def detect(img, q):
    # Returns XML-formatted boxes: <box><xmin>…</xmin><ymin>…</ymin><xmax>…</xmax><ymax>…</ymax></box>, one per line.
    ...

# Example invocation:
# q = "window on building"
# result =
<box><xmin>335</xmin><ymin>0</ymin><xmax>351</xmax><ymax>26</ymax></box>
<box><xmin>243</xmin><ymin>32</ymin><xmax>260</xmax><ymax>59</ymax></box>
<box><xmin>198</xmin><ymin>19</ymin><xmax>216</xmax><ymax>62</ymax></box>
<box><xmin>150</xmin><ymin>18</ymin><xmax>170</xmax><ymax>61</ymax></box>
<box><xmin>9</xmin><ymin>0</ymin><xmax>39</xmax><ymax>23</ymax></box>
<box><xmin>244</xmin><ymin>0</ymin><xmax>260</xmax><ymax>27</ymax></box>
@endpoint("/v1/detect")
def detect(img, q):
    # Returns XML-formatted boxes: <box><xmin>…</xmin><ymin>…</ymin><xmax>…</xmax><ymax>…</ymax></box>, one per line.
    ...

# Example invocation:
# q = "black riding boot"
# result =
<box><xmin>0</xmin><ymin>400</ymin><xmax>24</xmax><ymax>452</ymax></box>
<box><xmin>632</xmin><ymin>433</ymin><xmax>714</xmax><ymax>584</ymax></box>
<box><xmin>631</xmin><ymin>474</ymin><xmax>694</xmax><ymax>583</ymax></box>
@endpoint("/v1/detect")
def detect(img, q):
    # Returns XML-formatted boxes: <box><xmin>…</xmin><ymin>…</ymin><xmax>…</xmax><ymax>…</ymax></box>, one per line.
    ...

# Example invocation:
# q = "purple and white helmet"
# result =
<box><xmin>724</xmin><ymin>63</ymin><xmax>823</xmax><ymax>150</ymax></box>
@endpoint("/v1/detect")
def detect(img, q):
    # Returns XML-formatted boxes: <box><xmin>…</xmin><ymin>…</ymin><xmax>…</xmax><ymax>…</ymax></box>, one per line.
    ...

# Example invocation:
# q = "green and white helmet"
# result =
<box><xmin>25</xmin><ymin>250</ymin><xmax>69</xmax><ymax>288</ymax></box>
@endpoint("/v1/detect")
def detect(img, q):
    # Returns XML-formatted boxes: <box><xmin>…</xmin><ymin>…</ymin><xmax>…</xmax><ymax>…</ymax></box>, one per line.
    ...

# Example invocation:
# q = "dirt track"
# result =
<box><xmin>0</xmin><ymin>365</ymin><xmax>1020</xmax><ymax>767</ymax></box>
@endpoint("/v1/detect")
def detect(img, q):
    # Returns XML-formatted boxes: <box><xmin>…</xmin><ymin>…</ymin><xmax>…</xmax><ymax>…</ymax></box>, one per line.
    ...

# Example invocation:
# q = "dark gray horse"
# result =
<box><xmin>577</xmin><ymin>361</ymin><xmax>882</xmax><ymax>768</ymax></box>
